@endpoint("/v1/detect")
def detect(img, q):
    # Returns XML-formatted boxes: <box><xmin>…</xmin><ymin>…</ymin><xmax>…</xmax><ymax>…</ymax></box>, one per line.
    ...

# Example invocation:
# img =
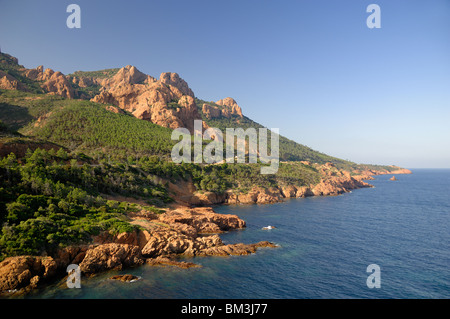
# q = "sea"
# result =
<box><xmin>24</xmin><ymin>169</ymin><xmax>450</xmax><ymax>299</ymax></box>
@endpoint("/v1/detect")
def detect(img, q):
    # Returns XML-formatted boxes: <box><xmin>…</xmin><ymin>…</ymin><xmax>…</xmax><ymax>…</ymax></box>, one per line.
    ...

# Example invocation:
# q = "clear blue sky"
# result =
<box><xmin>1</xmin><ymin>0</ymin><xmax>449</xmax><ymax>168</ymax></box>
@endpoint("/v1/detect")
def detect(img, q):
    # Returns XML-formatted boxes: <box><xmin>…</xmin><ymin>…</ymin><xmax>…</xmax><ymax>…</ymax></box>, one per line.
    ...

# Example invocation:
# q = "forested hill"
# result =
<box><xmin>0</xmin><ymin>50</ymin><xmax>355</xmax><ymax>166</ymax></box>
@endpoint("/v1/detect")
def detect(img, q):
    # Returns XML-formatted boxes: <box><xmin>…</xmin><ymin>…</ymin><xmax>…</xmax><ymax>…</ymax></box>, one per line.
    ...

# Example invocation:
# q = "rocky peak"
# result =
<box><xmin>201</xmin><ymin>97</ymin><xmax>243</xmax><ymax>119</ymax></box>
<box><xmin>106</xmin><ymin>65</ymin><xmax>150</xmax><ymax>87</ymax></box>
<box><xmin>216</xmin><ymin>97</ymin><xmax>243</xmax><ymax>117</ymax></box>
<box><xmin>160</xmin><ymin>72</ymin><xmax>194</xmax><ymax>97</ymax></box>
<box><xmin>91</xmin><ymin>68</ymin><xmax>202</xmax><ymax>133</ymax></box>
<box><xmin>216</xmin><ymin>97</ymin><xmax>238</xmax><ymax>108</ymax></box>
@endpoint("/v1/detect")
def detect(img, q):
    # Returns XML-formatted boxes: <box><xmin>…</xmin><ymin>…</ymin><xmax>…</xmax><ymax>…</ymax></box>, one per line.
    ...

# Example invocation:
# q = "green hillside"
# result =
<box><xmin>68</xmin><ymin>68</ymin><xmax>121</xmax><ymax>79</ymax></box>
<box><xmin>0</xmin><ymin>89</ymin><xmax>175</xmax><ymax>158</ymax></box>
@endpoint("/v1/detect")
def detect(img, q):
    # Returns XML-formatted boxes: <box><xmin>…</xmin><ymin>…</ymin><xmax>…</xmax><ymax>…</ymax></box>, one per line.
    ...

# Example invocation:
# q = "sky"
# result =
<box><xmin>0</xmin><ymin>0</ymin><xmax>449</xmax><ymax>168</ymax></box>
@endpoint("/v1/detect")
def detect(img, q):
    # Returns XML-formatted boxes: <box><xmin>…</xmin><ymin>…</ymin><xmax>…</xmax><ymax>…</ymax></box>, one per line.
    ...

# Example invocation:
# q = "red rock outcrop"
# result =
<box><xmin>215</xmin><ymin>97</ymin><xmax>243</xmax><ymax>118</ymax></box>
<box><xmin>197</xmin><ymin>241</ymin><xmax>278</xmax><ymax>257</ymax></box>
<box><xmin>140</xmin><ymin>229</ymin><xmax>224</xmax><ymax>258</ymax></box>
<box><xmin>146</xmin><ymin>256</ymin><xmax>201</xmax><ymax>269</ymax></box>
<box><xmin>79</xmin><ymin>243</ymin><xmax>144</xmax><ymax>274</ymax></box>
<box><xmin>54</xmin><ymin>246</ymin><xmax>88</xmax><ymax>268</ymax></box>
<box><xmin>0</xmin><ymin>256</ymin><xmax>58</xmax><ymax>293</ymax></box>
<box><xmin>387</xmin><ymin>168</ymin><xmax>412</xmax><ymax>175</ymax></box>
<box><xmin>189</xmin><ymin>191</ymin><xmax>227</xmax><ymax>206</ymax></box>
<box><xmin>0</xmin><ymin>70</ymin><xmax>26</xmax><ymax>90</ymax></box>
<box><xmin>160</xmin><ymin>72</ymin><xmax>194</xmax><ymax>97</ymax></box>
<box><xmin>23</xmin><ymin>65</ymin><xmax>75</xmax><ymax>99</ymax></box>
<box><xmin>90</xmin><ymin>66</ymin><xmax>202</xmax><ymax>133</ymax></box>
<box><xmin>202</xmin><ymin>103</ymin><xmax>222</xmax><ymax>119</ymax></box>
<box><xmin>40</xmin><ymin>70</ymin><xmax>75</xmax><ymax>99</ymax></box>
<box><xmin>159</xmin><ymin>207</ymin><xmax>246</xmax><ymax>233</ymax></box>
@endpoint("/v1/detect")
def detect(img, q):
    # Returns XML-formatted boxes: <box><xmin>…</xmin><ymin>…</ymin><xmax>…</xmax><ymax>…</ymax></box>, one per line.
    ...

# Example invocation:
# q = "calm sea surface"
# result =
<box><xmin>27</xmin><ymin>169</ymin><xmax>450</xmax><ymax>299</ymax></box>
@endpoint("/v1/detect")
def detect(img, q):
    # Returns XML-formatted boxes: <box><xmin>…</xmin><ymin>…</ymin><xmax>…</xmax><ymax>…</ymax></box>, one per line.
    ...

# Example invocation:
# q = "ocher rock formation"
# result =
<box><xmin>40</xmin><ymin>70</ymin><xmax>75</xmax><ymax>99</ymax></box>
<box><xmin>0</xmin><ymin>70</ymin><xmax>26</xmax><ymax>90</ymax></box>
<box><xmin>90</xmin><ymin>66</ymin><xmax>202</xmax><ymax>133</ymax></box>
<box><xmin>24</xmin><ymin>65</ymin><xmax>75</xmax><ymax>99</ymax></box>
<box><xmin>202</xmin><ymin>100</ymin><xmax>243</xmax><ymax>119</ymax></box>
<box><xmin>146</xmin><ymin>256</ymin><xmax>201</xmax><ymax>269</ymax></box>
<box><xmin>0</xmin><ymin>256</ymin><xmax>57</xmax><ymax>292</ymax></box>
<box><xmin>160</xmin><ymin>72</ymin><xmax>194</xmax><ymax>97</ymax></box>
<box><xmin>197</xmin><ymin>241</ymin><xmax>277</xmax><ymax>257</ymax></box>
<box><xmin>159</xmin><ymin>207</ymin><xmax>246</xmax><ymax>233</ymax></box>
<box><xmin>202</xmin><ymin>104</ymin><xmax>222</xmax><ymax>119</ymax></box>
<box><xmin>79</xmin><ymin>243</ymin><xmax>144</xmax><ymax>274</ymax></box>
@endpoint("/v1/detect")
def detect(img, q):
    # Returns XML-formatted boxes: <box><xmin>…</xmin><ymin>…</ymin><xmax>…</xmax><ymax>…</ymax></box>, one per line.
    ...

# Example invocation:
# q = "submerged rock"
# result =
<box><xmin>110</xmin><ymin>274</ymin><xmax>140</xmax><ymax>282</ymax></box>
<box><xmin>146</xmin><ymin>256</ymin><xmax>201</xmax><ymax>269</ymax></box>
<box><xmin>196</xmin><ymin>241</ymin><xmax>278</xmax><ymax>257</ymax></box>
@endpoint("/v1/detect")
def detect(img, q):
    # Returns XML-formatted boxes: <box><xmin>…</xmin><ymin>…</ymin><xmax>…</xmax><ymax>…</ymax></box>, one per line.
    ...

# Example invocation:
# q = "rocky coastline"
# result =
<box><xmin>0</xmin><ymin>206</ymin><xmax>276</xmax><ymax>295</ymax></box>
<box><xmin>180</xmin><ymin>164</ymin><xmax>412</xmax><ymax>206</ymax></box>
<box><xmin>0</xmin><ymin>165</ymin><xmax>411</xmax><ymax>296</ymax></box>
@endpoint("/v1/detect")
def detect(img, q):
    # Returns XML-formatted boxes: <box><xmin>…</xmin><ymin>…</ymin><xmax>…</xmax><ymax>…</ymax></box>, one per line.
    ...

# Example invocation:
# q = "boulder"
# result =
<box><xmin>79</xmin><ymin>243</ymin><xmax>144</xmax><ymax>274</ymax></box>
<box><xmin>0</xmin><ymin>256</ymin><xmax>57</xmax><ymax>292</ymax></box>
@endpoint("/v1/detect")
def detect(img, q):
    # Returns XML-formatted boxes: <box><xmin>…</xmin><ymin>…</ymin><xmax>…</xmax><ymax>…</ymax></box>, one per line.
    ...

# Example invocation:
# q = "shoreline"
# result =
<box><xmin>0</xmin><ymin>166</ymin><xmax>412</xmax><ymax>297</ymax></box>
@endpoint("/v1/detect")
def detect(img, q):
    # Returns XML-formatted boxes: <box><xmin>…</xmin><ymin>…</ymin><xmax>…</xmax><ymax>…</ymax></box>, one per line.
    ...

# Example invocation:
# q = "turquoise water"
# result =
<box><xmin>27</xmin><ymin>169</ymin><xmax>450</xmax><ymax>299</ymax></box>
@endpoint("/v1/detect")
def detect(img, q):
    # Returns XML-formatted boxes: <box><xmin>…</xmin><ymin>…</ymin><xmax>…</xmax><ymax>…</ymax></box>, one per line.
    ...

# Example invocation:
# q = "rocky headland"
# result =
<box><xmin>172</xmin><ymin>162</ymin><xmax>412</xmax><ymax>206</ymax></box>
